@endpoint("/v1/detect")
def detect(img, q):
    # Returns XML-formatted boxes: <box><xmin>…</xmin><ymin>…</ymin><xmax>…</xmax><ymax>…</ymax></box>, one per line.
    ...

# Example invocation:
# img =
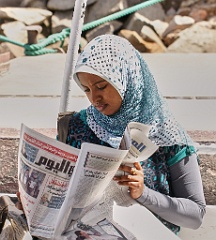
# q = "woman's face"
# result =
<box><xmin>77</xmin><ymin>72</ymin><xmax>122</xmax><ymax>116</ymax></box>
<box><xmin>41</xmin><ymin>194</ymin><xmax>49</xmax><ymax>202</ymax></box>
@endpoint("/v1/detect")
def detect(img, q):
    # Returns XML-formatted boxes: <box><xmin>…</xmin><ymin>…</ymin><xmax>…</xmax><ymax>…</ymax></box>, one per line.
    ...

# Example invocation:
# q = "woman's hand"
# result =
<box><xmin>15</xmin><ymin>192</ymin><xmax>23</xmax><ymax>210</ymax></box>
<box><xmin>113</xmin><ymin>162</ymin><xmax>144</xmax><ymax>199</ymax></box>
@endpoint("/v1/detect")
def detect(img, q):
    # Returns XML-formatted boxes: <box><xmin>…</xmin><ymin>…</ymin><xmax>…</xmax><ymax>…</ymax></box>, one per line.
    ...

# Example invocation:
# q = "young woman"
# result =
<box><xmin>65</xmin><ymin>34</ymin><xmax>206</xmax><ymax>235</ymax></box>
<box><xmin>3</xmin><ymin>34</ymin><xmax>205</xmax><ymax>240</ymax></box>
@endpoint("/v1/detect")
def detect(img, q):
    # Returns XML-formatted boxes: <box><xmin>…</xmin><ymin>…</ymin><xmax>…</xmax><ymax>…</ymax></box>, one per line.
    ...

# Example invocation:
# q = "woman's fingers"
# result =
<box><xmin>116</xmin><ymin>162</ymin><xmax>143</xmax><ymax>179</ymax></box>
<box><xmin>15</xmin><ymin>192</ymin><xmax>23</xmax><ymax>210</ymax></box>
<box><xmin>118</xmin><ymin>163</ymin><xmax>142</xmax><ymax>175</ymax></box>
<box><xmin>134</xmin><ymin>161</ymin><xmax>142</xmax><ymax>171</ymax></box>
<box><xmin>113</xmin><ymin>162</ymin><xmax>144</xmax><ymax>199</ymax></box>
<box><xmin>16</xmin><ymin>191</ymin><xmax>21</xmax><ymax>200</ymax></box>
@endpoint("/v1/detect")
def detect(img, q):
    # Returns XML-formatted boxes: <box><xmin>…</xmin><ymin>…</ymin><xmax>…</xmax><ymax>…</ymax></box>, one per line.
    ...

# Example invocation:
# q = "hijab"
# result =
<box><xmin>74</xmin><ymin>35</ymin><xmax>193</xmax><ymax>149</ymax></box>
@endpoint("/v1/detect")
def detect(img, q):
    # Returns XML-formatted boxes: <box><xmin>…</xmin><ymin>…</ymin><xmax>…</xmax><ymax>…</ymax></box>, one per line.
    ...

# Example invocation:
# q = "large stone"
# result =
<box><xmin>1</xmin><ymin>21</ymin><xmax>27</xmax><ymax>57</ymax></box>
<box><xmin>141</xmin><ymin>25</ymin><xmax>167</xmax><ymax>52</ymax></box>
<box><xmin>0</xmin><ymin>7</ymin><xmax>52</xmax><ymax>26</ymax></box>
<box><xmin>127</xmin><ymin>0</ymin><xmax>141</xmax><ymax>7</ymax></box>
<box><xmin>177</xmin><ymin>7</ymin><xmax>191</xmax><ymax>16</ymax></box>
<box><xmin>119</xmin><ymin>29</ymin><xmax>165</xmax><ymax>53</ymax></box>
<box><xmin>150</xmin><ymin>19</ymin><xmax>169</xmax><ymax>38</ymax></box>
<box><xmin>0</xmin><ymin>0</ymin><xmax>23</xmax><ymax>7</ymax></box>
<box><xmin>51</xmin><ymin>10</ymin><xmax>73</xmax><ymax>33</ymax></box>
<box><xmin>167</xmin><ymin>21</ymin><xmax>216</xmax><ymax>53</ymax></box>
<box><xmin>137</xmin><ymin>2</ymin><xmax>166</xmax><ymax>21</ymax></box>
<box><xmin>47</xmin><ymin>0</ymin><xmax>75</xmax><ymax>11</ymax></box>
<box><xmin>123</xmin><ymin>12</ymin><xmax>151</xmax><ymax>35</ymax></box>
<box><xmin>0</xmin><ymin>52</ymin><xmax>11</xmax><ymax>75</ymax></box>
<box><xmin>162</xmin><ymin>15</ymin><xmax>195</xmax><ymax>37</ymax></box>
<box><xmin>163</xmin><ymin>31</ymin><xmax>181</xmax><ymax>47</ymax></box>
<box><xmin>1</xmin><ymin>20</ymin><xmax>47</xmax><ymax>57</ymax></box>
<box><xmin>200</xmin><ymin>3</ymin><xmax>216</xmax><ymax>18</ymax></box>
<box><xmin>0</xmin><ymin>139</ymin><xmax>19</xmax><ymax>193</ymax></box>
<box><xmin>200</xmin><ymin>153</ymin><xmax>216</xmax><ymax>205</ymax></box>
<box><xmin>47</xmin><ymin>0</ymin><xmax>97</xmax><ymax>11</ymax></box>
<box><xmin>119</xmin><ymin>29</ymin><xmax>150</xmax><ymax>52</ymax></box>
<box><xmin>85</xmin><ymin>21</ymin><xmax>123</xmax><ymax>42</ymax></box>
<box><xmin>84</xmin><ymin>0</ymin><xmax>128</xmax><ymax>24</ymax></box>
<box><xmin>80</xmin><ymin>37</ymin><xmax>88</xmax><ymax>51</ymax></box>
<box><xmin>181</xmin><ymin>0</ymin><xmax>205</xmax><ymax>8</ymax></box>
<box><xmin>85</xmin><ymin>22</ymin><xmax>115</xmax><ymax>42</ymax></box>
<box><xmin>189</xmin><ymin>8</ymin><xmax>208</xmax><ymax>22</ymax></box>
<box><xmin>20</xmin><ymin>0</ymin><xmax>47</xmax><ymax>8</ymax></box>
<box><xmin>162</xmin><ymin>0</ymin><xmax>184</xmax><ymax>12</ymax></box>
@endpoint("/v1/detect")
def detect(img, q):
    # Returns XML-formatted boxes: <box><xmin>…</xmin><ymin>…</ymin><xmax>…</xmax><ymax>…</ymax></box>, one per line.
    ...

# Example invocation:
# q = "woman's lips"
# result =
<box><xmin>95</xmin><ymin>104</ymin><xmax>107</xmax><ymax>112</ymax></box>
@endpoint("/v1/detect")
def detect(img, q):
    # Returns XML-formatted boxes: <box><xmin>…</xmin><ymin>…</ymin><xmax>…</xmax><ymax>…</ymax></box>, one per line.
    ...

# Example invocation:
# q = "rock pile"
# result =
<box><xmin>0</xmin><ymin>0</ymin><xmax>216</xmax><ymax>58</ymax></box>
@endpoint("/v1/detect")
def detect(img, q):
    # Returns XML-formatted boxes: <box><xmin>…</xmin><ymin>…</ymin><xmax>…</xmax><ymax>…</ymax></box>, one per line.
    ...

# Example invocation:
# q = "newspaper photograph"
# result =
<box><xmin>64</xmin><ymin>218</ymin><xmax>129</xmax><ymax>240</ymax></box>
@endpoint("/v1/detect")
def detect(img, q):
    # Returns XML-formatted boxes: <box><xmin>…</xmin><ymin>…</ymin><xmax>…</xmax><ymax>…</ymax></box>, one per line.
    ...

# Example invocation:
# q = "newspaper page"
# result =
<box><xmin>121</xmin><ymin>122</ymin><xmax>159</xmax><ymax>163</ymax></box>
<box><xmin>18</xmin><ymin>124</ymin><xmax>129</xmax><ymax>239</ymax></box>
<box><xmin>18</xmin><ymin>122</ymin><xmax>160</xmax><ymax>239</ymax></box>
<box><xmin>54</xmin><ymin>122</ymin><xmax>159</xmax><ymax>240</ymax></box>
<box><xmin>18</xmin><ymin>124</ymin><xmax>79</xmax><ymax>238</ymax></box>
<box><xmin>54</xmin><ymin>142</ymin><xmax>128</xmax><ymax>238</ymax></box>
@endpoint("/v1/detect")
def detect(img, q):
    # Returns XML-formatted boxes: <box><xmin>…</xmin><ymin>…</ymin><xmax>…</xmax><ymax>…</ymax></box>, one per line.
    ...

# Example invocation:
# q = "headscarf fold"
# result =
<box><xmin>74</xmin><ymin>35</ymin><xmax>193</xmax><ymax>148</ymax></box>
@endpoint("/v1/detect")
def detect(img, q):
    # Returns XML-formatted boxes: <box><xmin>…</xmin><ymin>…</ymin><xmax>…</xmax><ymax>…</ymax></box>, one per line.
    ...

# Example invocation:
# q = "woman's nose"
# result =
<box><xmin>90</xmin><ymin>90</ymin><xmax>102</xmax><ymax>103</ymax></box>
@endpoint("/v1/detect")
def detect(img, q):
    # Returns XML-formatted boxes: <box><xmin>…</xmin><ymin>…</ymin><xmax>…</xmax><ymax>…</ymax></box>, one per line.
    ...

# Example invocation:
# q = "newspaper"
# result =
<box><xmin>18</xmin><ymin>122</ymin><xmax>158</xmax><ymax>239</ymax></box>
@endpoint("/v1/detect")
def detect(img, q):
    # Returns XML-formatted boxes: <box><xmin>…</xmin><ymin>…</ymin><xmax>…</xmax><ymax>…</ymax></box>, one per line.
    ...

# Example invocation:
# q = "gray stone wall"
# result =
<box><xmin>1</xmin><ymin>134</ymin><xmax>215</xmax><ymax>205</ymax></box>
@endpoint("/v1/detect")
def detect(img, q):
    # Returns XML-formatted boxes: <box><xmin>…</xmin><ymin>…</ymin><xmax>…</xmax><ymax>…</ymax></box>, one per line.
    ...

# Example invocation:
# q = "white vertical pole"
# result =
<box><xmin>59</xmin><ymin>0</ymin><xmax>88</xmax><ymax>113</ymax></box>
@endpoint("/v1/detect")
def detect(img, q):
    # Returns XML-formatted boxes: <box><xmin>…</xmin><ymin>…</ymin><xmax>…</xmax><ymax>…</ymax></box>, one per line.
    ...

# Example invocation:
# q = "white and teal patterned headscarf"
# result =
<box><xmin>74</xmin><ymin>35</ymin><xmax>193</xmax><ymax>148</ymax></box>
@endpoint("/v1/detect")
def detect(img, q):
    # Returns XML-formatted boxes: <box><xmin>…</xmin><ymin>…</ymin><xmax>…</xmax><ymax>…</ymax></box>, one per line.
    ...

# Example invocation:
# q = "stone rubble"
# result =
<box><xmin>0</xmin><ymin>0</ymin><xmax>215</xmax><ymax>58</ymax></box>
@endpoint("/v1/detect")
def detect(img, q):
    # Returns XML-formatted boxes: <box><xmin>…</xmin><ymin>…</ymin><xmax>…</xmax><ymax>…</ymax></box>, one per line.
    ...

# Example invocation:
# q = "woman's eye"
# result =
<box><xmin>97</xmin><ymin>85</ymin><xmax>107</xmax><ymax>90</ymax></box>
<box><xmin>83</xmin><ymin>88</ymin><xmax>90</xmax><ymax>93</ymax></box>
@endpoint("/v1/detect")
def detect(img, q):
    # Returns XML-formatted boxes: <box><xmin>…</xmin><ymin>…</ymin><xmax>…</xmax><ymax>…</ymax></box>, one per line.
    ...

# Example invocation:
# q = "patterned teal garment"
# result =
<box><xmin>66</xmin><ymin>110</ymin><xmax>110</xmax><ymax>148</ymax></box>
<box><xmin>71</xmin><ymin>35</ymin><xmax>197</xmax><ymax>235</ymax></box>
<box><xmin>74</xmin><ymin>34</ymin><xmax>194</xmax><ymax>149</ymax></box>
<box><xmin>66</xmin><ymin>110</ymin><xmax>183</xmax><ymax>234</ymax></box>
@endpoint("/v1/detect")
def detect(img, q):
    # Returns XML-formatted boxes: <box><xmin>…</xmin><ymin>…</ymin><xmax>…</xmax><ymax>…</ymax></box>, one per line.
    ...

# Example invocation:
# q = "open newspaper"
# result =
<box><xmin>18</xmin><ymin>122</ymin><xmax>159</xmax><ymax>239</ymax></box>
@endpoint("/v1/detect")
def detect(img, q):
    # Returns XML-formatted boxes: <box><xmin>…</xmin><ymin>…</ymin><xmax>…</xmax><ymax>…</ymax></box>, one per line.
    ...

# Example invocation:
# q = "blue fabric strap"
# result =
<box><xmin>167</xmin><ymin>146</ymin><xmax>196</xmax><ymax>167</ymax></box>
